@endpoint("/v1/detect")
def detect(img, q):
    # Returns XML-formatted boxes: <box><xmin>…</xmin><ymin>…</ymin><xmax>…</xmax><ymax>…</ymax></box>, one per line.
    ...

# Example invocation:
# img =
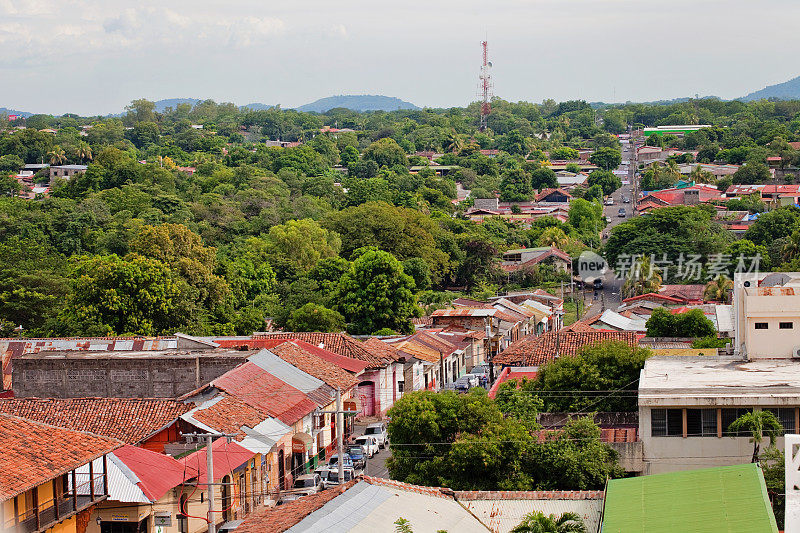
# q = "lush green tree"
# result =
<box><xmin>401</xmin><ymin>257</ymin><xmax>431</xmax><ymax>291</ymax></box>
<box><xmin>57</xmin><ymin>253</ymin><xmax>188</xmax><ymax>336</ymax></box>
<box><xmin>336</xmin><ymin>249</ymin><xmax>418</xmax><ymax>334</ymax></box>
<box><xmin>125</xmin><ymin>99</ymin><xmax>157</xmax><ymax>123</ymax></box>
<box><xmin>588</xmin><ymin>147</ymin><xmax>621</xmax><ymax>170</ymax></box>
<box><xmin>363</xmin><ymin>138</ymin><xmax>407</xmax><ymax>168</ymax></box>
<box><xmin>532</xmin><ymin>341</ymin><xmax>651</xmax><ymax>411</ymax></box>
<box><xmin>743</xmin><ymin>206</ymin><xmax>800</xmax><ymax>245</ymax></box>
<box><xmin>568</xmin><ymin>198</ymin><xmax>603</xmax><ymax>235</ymax></box>
<box><xmin>263</xmin><ymin>218</ymin><xmax>341</xmax><ymax>278</ymax></box>
<box><xmin>621</xmin><ymin>255</ymin><xmax>662</xmax><ymax>299</ymax></box>
<box><xmin>500</xmin><ymin>168</ymin><xmax>532</xmax><ymax>201</ymax></box>
<box><xmin>605</xmin><ymin>206</ymin><xmax>732</xmax><ymax>267</ymax></box>
<box><xmin>340</xmin><ymin>145</ymin><xmax>359</xmax><ymax>167</ymax></box>
<box><xmin>498</xmin><ymin>130</ymin><xmax>529</xmax><ymax>156</ymax></box>
<box><xmin>732</xmin><ymin>162</ymin><xmax>771</xmax><ymax>184</ymax></box>
<box><xmin>530</xmin><ymin>168</ymin><xmax>558</xmax><ymax>190</ymax></box>
<box><xmin>286</xmin><ymin>302</ymin><xmax>346</xmax><ymax>332</ymax></box>
<box><xmin>586</xmin><ymin>169</ymin><xmax>621</xmax><ymax>196</ymax></box>
<box><xmin>728</xmin><ymin>410</ymin><xmax>783</xmax><ymax>463</ymax></box>
<box><xmin>0</xmin><ymin>154</ymin><xmax>23</xmax><ymax>173</ymax></box>
<box><xmin>550</xmin><ymin>147</ymin><xmax>579</xmax><ymax>160</ymax></box>
<box><xmin>0</xmin><ymin>237</ymin><xmax>68</xmax><ymax>333</ymax></box>
<box><xmin>645</xmin><ymin>307</ymin><xmax>717</xmax><ymax>338</ymax></box>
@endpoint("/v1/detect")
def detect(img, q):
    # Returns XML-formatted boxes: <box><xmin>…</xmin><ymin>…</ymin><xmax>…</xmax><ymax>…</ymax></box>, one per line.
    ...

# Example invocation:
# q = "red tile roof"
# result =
<box><xmin>659</xmin><ymin>284</ymin><xmax>706</xmax><ymax>303</ymax></box>
<box><xmin>454</xmin><ymin>490</ymin><xmax>604</xmax><ymax>500</ymax></box>
<box><xmin>113</xmin><ymin>444</ymin><xmax>186</xmax><ymax>501</ymax></box>
<box><xmin>494</xmin><ymin>330</ymin><xmax>638</xmax><ymax>366</ymax></box>
<box><xmin>237</xmin><ymin>479</ymin><xmax>360</xmax><ymax>533</ymax></box>
<box><xmin>0</xmin><ymin>413</ymin><xmax>121</xmax><ymax>500</ymax></box>
<box><xmin>180</xmin><ymin>438</ymin><xmax>254</xmax><ymax>484</ymax></box>
<box><xmin>0</xmin><ymin>398</ymin><xmax>189</xmax><ymax>444</ymax></box>
<box><xmin>189</xmin><ymin>394</ymin><xmax>265</xmax><ymax>437</ymax></box>
<box><xmin>535</xmin><ymin>188</ymin><xmax>573</xmax><ymax>202</ymax></box>
<box><xmin>253</xmin><ymin>333</ymin><xmax>390</xmax><ymax>369</ymax></box>
<box><xmin>268</xmin><ymin>341</ymin><xmax>360</xmax><ymax>389</ymax></box>
<box><xmin>361</xmin><ymin>338</ymin><xmax>407</xmax><ymax>363</ymax></box>
<box><xmin>621</xmin><ymin>293</ymin><xmax>684</xmax><ymax>305</ymax></box>
<box><xmin>213</xmin><ymin>362</ymin><xmax>317</xmax><ymax>425</ymax></box>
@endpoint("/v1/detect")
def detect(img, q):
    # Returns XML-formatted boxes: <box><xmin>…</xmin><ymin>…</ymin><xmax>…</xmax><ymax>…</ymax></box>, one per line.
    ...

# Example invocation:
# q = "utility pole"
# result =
<box><xmin>182</xmin><ymin>432</ymin><xmax>238</xmax><ymax>533</ymax></box>
<box><xmin>335</xmin><ymin>389</ymin><xmax>344</xmax><ymax>484</ymax></box>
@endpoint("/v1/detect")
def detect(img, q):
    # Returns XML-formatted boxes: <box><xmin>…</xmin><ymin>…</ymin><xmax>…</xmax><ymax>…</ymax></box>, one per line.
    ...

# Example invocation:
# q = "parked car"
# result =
<box><xmin>346</xmin><ymin>444</ymin><xmax>367</xmax><ymax>469</ymax></box>
<box><xmin>618</xmin><ymin>207</ymin><xmax>626</xmax><ymax>218</ymax></box>
<box><xmin>353</xmin><ymin>435</ymin><xmax>379</xmax><ymax>458</ymax></box>
<box><xmin>622</xmin><ymin>196</ymin><xmax>631</xmax><ymax>203</ymax></box>
<box><xmin>454</xmin><ymin>374</ymin><xmax>478</xmax><ymax>391</ymax></box>
<box><xmin>314</xmin><ymin>466</ymin><xmax>333</xmax><ymax>490</ymax></box>
<box><xmin>322</xmin><ymin>465</ymin><xmax>356</xmax><ymax>487</ymax></box>
<box><xmin>364</xmin><ymin>422</ymin><xmax>389</xmax><ymax>448</ymax></box>
<box><xmin>291</xmin><ymin>473</ymin><xmax>323</xmax><ymax>495</ymax></box>
<box><xmin>604</xmin><ymin>197</ymin><xmax>614</xmax><ymax>205</ymax></box>
<box><xmin>328</xmin><ymin>453</ymin><xmax>353</xmax><ymax>469</ymax></box>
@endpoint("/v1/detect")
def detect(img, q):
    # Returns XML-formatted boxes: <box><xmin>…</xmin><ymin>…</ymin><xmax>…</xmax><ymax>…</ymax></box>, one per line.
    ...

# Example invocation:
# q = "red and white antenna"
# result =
<box><xmin>478</xmin><ymin>40</ymin><xmax>493</xmax><ymax>131</ymax></box>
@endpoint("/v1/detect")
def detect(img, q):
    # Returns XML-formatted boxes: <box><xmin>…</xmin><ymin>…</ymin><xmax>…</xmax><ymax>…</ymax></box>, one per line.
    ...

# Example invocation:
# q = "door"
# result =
<box><xmin>221</xmin><ymin>475</ymin><xmax>232</xmax><ymax>522</ymax></box>
<box><xmin>358</xmin><ymin>381</ymin><xmax>375</xmax><ymax>416</ymax></box>
<box><xmin>277</xmin><ymin>449</ymin><xmax>286</xmax><ymax>490</ymax></box>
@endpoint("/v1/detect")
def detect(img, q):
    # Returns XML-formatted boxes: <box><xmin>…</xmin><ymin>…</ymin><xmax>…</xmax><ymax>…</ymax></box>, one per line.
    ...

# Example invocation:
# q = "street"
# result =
<box><xmin>353</xmin><ymin>420</ymin><xmax>391</xmax><ymax>478</ymax></box>
<box><xmin>584</xmin><ymin>138</ymin><xmax>638</xmax><ymax>318</ymax></box>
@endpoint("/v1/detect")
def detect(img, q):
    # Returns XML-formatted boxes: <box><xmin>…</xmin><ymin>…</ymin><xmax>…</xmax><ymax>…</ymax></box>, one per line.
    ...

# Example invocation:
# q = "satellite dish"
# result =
<box><xmin>760</xmin><ymin>273</ymin><xmax>791</xmax><ymax>287</ymax></box>
<box><xmin>487</xmin><ymin>61</ymin><xmax>493</xmax><ymax>68</ymax></box>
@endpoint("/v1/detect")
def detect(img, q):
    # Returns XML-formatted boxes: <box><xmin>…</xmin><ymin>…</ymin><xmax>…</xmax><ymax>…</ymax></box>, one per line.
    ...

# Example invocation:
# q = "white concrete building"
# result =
<box><xmin>733</xmin><ymin>272</ymin><xmax>800</xmax><ymax>360</ymax></box>
<box><xmin>639</xmin><ymin>356</ymin><xmax>800</xmax><ymax>474</ymax></box>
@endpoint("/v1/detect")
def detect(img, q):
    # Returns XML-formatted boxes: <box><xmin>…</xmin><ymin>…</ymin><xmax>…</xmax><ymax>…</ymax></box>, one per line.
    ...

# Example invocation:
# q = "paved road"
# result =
<box><xmin>584</xmin><ymin>139</ymin><xmax>638</xmax><ymax>318</ymax></box>
<box><xmin>353</xmin><ymin>420</ymin><xmax>391</xmax><ymax>478</ymax></box>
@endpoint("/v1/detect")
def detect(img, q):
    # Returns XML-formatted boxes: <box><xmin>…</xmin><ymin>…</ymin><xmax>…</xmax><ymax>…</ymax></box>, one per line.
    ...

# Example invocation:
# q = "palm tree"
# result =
<box><xmin>782</xmin><ymin>230</ymin><xmax>800</xmax><ymax>263</ymax></box>
<box><xmin>704</xmin><ymin>274</ymin><xmax>733</xmax><ymax>303</ymax></box>
<box><xmin>47</xmin><ymin>146</ymin><xmax>66</xmax><ymax>165</ymax></box>
<box><xmin>76</xmin><ymin>141</ymin><xmax>92</xmax><ymax>162</ymax></box>
<box><xmin>511</xmin><ymin>511</ymin><xmax>587</xmax><ymax>533</ymax></box>
<box><xmin>443</xmin><ymin>130</ymin><xmax>464</xmax><ymax>154</ymax></box>
<box><xmin>537</xmin><ymin>227</ymin><xmax>570</xmax><ymax>249</ymax></box>
<box><xmin>728</xmin><ymin>410</ymin><xmax>783</xmax><ymax>463</ymax></box>
<box><xmin>621</xmin><ymin>255</ymin><xmax>662</xmax><ymax>299</ymax></box>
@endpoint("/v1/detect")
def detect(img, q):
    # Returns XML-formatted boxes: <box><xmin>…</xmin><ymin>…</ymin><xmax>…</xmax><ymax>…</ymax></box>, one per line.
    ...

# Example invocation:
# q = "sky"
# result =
<box><xmin>1</xmin><ymin>0</ymin><xmax>799</xmax><ymax>116</ymax></box>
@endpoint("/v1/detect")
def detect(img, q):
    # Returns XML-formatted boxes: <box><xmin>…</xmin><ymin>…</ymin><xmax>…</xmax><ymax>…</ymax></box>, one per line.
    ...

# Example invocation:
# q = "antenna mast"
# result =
<box><xmin>479</xmin><ymin>40</ymin><xmax>492</xmax><ymax>131</ymax></box>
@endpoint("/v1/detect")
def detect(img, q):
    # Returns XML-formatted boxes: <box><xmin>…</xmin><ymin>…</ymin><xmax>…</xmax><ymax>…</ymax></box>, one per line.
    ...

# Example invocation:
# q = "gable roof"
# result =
<box><xmin>237</xmin><ymin>477</ymin><xmax>489</xmax><ymax>533</ymax></box>
<box><xmin>535</xmin><ymin>188</ymin><xmax>573</xmax><ymax>202</ymax></box>
<box><xmin>658</xmin><ymin>284</ymin><xmax>705</xmax><ymax>302</ymax></box>
<box><xmin>361</xmin><ymin>338</ymin><xmax>408</xmax><ymax>363</ymax></box>
<box><xmin>621</xmin><ymin>293</ymin><xmax>684</xmax><ymax>305</ymax></box>
<box><xmin>212</xmin><ymin>361</ymin><xmax>319</xmax><ymax>425</ymax></box>
<box><xmin>601</xmin><ymin>463</ymin><xmax>778</xmax><ymax>533</ymax></box>
<box><xmin>0</xmin><ymin>413</ymin><xmax>122</xmax><ymax>501</ymax></box>
<box><xmin>180</xmin><ymin>438</ymin><xmax>255</xmax><ymax>485</ymax></box>
<box><xmin>494</xmin><ymin>330</ymin><xmax>638</xmax><ymax>366</ymax></box>
<box><xmin>0</xmin><ymin>398</ymin><xmax>189</xmax><ymax>444</ymax></box>
<box><xmin>253</xmin><ymin>333</ymin><xmax>390</xmax><ymax>369</ymax></box>
<box><xmin>268</xmin><ymin>341</ymin><xmax>360</xmax><ymax>390</ymax></box>
<box><xmin>112</xmin><ymin>444</ymin><xmax>186</xmax><ymax>502</ymax></box>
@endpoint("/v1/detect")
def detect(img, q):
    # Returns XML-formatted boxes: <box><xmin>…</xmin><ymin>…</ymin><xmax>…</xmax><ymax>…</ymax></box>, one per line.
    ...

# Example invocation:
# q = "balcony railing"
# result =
<box><xmin>5</xmin><ymin>461</ymin><xmax>108</xmax><ymax>533</ymax></box>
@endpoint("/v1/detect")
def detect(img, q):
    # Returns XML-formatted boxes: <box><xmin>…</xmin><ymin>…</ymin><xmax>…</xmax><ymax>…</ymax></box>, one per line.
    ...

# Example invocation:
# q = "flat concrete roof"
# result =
<box><xmin>18</xmin><ymin>349</ymin><xmax>254</xmax><ymax>360</ymax></box>
<box><xmin>639</xmin><ymin>356</ymin><xmax>800</xmax><ymax>406</ymax></box>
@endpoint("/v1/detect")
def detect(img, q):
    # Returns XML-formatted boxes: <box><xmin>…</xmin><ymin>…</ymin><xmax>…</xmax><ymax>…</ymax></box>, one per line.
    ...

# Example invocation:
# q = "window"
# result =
<box><xmin>755</xmin><ymin>322</ymin><xmax>769</xmax><ymax>330</ymax></box>
<box><xmin>651</xmin><ymin>409</ymin><xmax>683</xmax><ymax>437</ymax></box>
<box><xmin>766</xmin><ymin>408</ymin><xmax>795</xmax><ymax>434</ymax></box>
<box><xmin>397</xmin><ymin>381</ymin><xmax>404</xmax><ymax>393</ymax></box>
<box><xmin>781</xmin><ymin>322</ymin><xmax>794</xmax><ymax>329</ymax></box>
<box><xmin>722</xmin><ymin>408</ymin><xmax>752</xmax><ymax>436</ymax></box>
<box><xmin>686</xmin><ymin>409</ymin><xmax>718</xmax><ymax>437</ymax></box>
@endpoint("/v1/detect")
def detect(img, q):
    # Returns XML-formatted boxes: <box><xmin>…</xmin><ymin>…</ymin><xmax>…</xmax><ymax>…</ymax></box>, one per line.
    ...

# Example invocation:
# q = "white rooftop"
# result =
<box><xmin>639</xmin><ymin>357</ymin><xmax>800</xmax><ymax>406</ymax></box>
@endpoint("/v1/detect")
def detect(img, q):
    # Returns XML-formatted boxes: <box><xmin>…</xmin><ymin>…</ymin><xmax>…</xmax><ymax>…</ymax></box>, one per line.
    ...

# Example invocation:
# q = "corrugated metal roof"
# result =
<box><xmin>602</xmin><ymin>463</ymin><xmax>778</xmax><ymax>533</ymax></box>
<box><xmin>432</xmin><ymin>308</ymin><xmax>496</xmax><ymax>317</ymax></box>
<box><xmin>248</xmin><ymin>349</ymin><xmax>323</xmax><ymax>393</ymax></box>
<box><xmin>287</xmin><ymin>481</ymin><xmax>489</xmax><ymax>532</ymax></box>
<box><xmin>462</xmin><ymin>499</ymin><xmax>603</xmax><ymax>533</ymax></box>
<box><xmin>106</xmin><ymin>453</ymin><xmax>150</xmax><ymax>503</ymax></box>
<box><xmin>598</xmin><ymin>310</ymin><xmax>647</xmax><ymax>331</ymax></box>
<box><xmin>237</xmin><ymin>418</ymin><xmax>292</xmax><ymax>453</ymax></box>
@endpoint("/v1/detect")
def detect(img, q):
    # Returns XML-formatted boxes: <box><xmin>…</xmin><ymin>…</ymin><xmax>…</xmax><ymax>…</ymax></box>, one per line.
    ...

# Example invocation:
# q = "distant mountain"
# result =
<box><xmin>0</xmin><ymin>107</ymin><xmax>32</xmax><ymax>118</ymax></box>
<box><xmin>152</xmin><ymin>98</ymin><xmax>202</xmax><ymax>112</ymax></box>
<box><xmin>240</xmin><ymin>103</ymin><xmax>275</xmax><ymax>111</ymax></box>
<box><xmin>740</xmin><ymin>75</ymin><xmax>800</xmax><ymax>101</ymax></box>
<box><xmin>296</xmin><ymin>95</ymin><xmax>419</xmax><ymax>113</ymax></box>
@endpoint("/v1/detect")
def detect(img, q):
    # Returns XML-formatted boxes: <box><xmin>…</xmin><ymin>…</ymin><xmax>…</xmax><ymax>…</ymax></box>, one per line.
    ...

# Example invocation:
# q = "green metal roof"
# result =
<box><xmin>601</xmin><ymin>463</ymin><xmax>778</xmax><ymax>533</ymax></box>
